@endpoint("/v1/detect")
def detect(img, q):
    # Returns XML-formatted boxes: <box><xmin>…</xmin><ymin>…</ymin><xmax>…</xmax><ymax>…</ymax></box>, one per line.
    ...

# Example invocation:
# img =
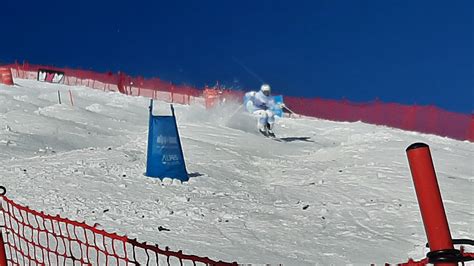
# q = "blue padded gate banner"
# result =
<box><xmin>146</xmin><ymin>100</ymin><xmax>188</xmax><ymax>181</ymax></box>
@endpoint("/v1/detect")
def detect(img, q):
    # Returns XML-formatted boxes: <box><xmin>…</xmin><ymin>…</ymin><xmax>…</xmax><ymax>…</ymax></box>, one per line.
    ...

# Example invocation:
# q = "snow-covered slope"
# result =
<box><xmin>1</xmin><ymin>79</ymin><xmax>472</xmax><ymax>265</ymax></box>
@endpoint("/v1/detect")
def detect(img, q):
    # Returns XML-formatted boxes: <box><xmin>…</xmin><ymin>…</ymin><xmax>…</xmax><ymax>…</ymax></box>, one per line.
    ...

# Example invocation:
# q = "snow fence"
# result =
<box><xmin>1</xmin><ymin>188</ymin><xmax>472</xmax><ymax>265</ymax></box>
<box><xmin>4</xmin><ymin>62</ymin><xmax>201</xmax><ymax>106</ymax></box>
<box><xmin>0</xmin><ymin>193</ymin><xmax>236</xmax><ymax>265</ymax></box>
<box><xmin>2</xmin><ymin>61</ymin><xmax>472</xmax><ymax>142</ymax></box>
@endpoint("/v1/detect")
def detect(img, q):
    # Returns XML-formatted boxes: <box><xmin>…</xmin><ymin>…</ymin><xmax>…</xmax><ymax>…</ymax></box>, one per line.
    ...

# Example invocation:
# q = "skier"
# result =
<box><xmin>244</xmin><ymin>84</ymin><xmax>284</xmax><ymax>137</ymax></box>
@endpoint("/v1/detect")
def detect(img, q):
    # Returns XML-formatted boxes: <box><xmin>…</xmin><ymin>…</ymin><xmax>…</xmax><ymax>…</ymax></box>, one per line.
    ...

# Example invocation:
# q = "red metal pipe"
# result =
<box><xmin>406</xmin><ymin>143</ymin><xmax>455</xmax><ymax>266</ymax></box>
<box><xmin>0</xmin><ymin>232</ymin><xmax>7</xmax><ymax>266</ymax></box>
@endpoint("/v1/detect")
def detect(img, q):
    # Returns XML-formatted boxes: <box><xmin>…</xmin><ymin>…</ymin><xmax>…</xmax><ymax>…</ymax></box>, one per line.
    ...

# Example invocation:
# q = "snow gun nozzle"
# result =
<box><xmin>406</xmin><ymin>142</ymin><xmax>429</xmax><ymax>152</ymax></box>
<box><xmin>0</xmin><ymin>186</ymin><xmax>6</xmax><ymax>196</ymax></box>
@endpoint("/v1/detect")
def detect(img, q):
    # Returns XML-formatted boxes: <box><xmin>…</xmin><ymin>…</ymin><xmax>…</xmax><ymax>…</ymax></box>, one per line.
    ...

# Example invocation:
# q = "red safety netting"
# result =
<box><xmin>283</xmin><ymin>97</ymin><xmax>473</xmax><ymax>142</ymax></box>
<box><xmin>2</xmin><ymin>62</ymin><xmax>472</xmax><ymax>142</ymax></box>
<box><xmin>200</xmin><ymin>89</ymin><xmax>473</xmax><ymax>142</ymax></box>
<box><xmin>388</xmin><ymin>249</ymin><xmax>474</xmax><ymax>265</ymax></box>
<box><xmin>4</xmin><ymin>62</ymin><xmax>201</xmax><ymax>106</ymax></box>
<box><xmin>0</xmin><ymin>194</ymin><xmax>237</xmax><ymax>266</ymax></box>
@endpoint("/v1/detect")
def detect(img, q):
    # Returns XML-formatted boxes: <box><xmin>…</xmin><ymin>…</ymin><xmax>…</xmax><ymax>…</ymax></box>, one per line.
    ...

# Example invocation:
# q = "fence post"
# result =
<box><xmin>469</xmin><ymin>114</ymin><xmax>474</xmax><ymax>142</ymax></box>
<box><xmin>406</xmin><ymin>143</ymin><xmax>457</xmax><ymax>266</ymax></box>
<box><xmin>69</xmin><ymin>90</ymin><xmax>74</xmax><ymax>106</ymax></box>
<box><xmin>171</xmin><ymin>86</ymin><xmax>174</xmax><ymax>103</ymax></box>
<box><xmin>0</xmin><ymin>232</ymin><xmax>7</xmax><ymax>265</ymax></box>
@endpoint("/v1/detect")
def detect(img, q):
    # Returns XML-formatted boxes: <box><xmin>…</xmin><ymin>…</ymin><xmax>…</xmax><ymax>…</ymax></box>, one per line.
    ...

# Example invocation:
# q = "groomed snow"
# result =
<box><xmin>1</xmin><ymin>79</ymin><xmax>472</xmax><ymax>265</ymax></box>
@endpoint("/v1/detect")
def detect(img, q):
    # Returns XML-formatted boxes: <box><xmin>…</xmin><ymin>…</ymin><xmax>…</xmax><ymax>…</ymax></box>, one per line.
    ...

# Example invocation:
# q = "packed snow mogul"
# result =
<box><xmin>244</xmin><ymin>84</ymin><xmax>284</xmax><ymax>137</ymax></box>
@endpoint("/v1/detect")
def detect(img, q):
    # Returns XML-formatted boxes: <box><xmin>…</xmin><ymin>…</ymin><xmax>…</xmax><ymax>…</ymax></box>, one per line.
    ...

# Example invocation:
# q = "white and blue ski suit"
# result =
<box><xmin>245</xmin><ymin>90</ymin><xmax>276</xmax><ymax>130</ymax></box>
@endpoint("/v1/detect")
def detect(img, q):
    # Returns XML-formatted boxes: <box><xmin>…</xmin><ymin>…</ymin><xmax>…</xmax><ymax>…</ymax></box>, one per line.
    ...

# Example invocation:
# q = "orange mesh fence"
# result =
<box><xmin>3</xmin><ymin>62</ymin><xmax>201</xmax><ymax>105</ymax></box>
<box><xmin>204</xmin><ymin>90</ymin><xmax>472</xmax><ymax>142</ymax></box>
<box><xmin>1</xmin><ymin>62</ymin><xmax>472</xmax><ymax>142</ymax></box>
<box><xmin>0</xmin><ymin>194</ymin><xmax>237</xmax><ymax>265</ymax></box>
<box><xmin>389</xmin><ymin>249</ymin><xmax>474</xmax><ymax>265</ymax></box>
<box><xmin>284</xmin><ymin>96</ymin><xmax>473</xmax><ymax>142</ymax></box>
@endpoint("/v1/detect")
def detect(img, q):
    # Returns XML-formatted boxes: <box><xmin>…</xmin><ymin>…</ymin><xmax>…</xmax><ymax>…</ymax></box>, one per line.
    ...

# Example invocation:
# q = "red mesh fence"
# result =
<box><xmin>390</xmin><ymin>248</ymin><xmax>474</xmax><ymax>265</ymax></box>
<box><xmin>4</xmin><ymin>62</ymin><xmax>201</xmax><ymax>105</ymax></box>
<box><xmin>2</xmin><ymin>62</ymin><xmax>472</xmax><ymax>142</ymax></box>
<box><xmin>204</xmin><ymin>91</ymin><xmax>473</xmax><ymax>142</ymax></box>
<box><xmin>2</xmin><ymin>193</ymin><xmax>472</xmax><ymax>266</ymax></box>
<box><xmin>0</xmin><ymin>194</ymin><xmax>237</xmax><ymax>266</ymax></box>
<box><xmin>283</xmin><ymin>96</ymin><xmax>473</xmax><ymax>142</ymax></box>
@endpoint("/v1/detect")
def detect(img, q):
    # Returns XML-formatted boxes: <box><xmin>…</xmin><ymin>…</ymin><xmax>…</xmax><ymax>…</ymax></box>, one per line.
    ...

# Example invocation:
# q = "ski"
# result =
<box><xmin>259</xmin><ymin>129</ymin><xmax>269</xmax><ymax>137</ymax></box>
<box><xmin>258</xmin><ymin>129</ymin><xmax>282</xmax><ymax>141</ymax></box>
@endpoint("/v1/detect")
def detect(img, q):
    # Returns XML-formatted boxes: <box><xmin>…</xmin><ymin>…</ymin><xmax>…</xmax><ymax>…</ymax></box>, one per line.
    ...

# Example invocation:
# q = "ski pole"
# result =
<box><xmin>229</xmin><ymin>104</ymin><xmax>243</xmax><ymax>117</ymax></box>
<box><xmin>282</xmin><ymin>105</ymin><xmax>299</xmax><ymax>118</ymax></box>
<box><xmin>231</xmin><ymin>56</ymin><xmax>265</xmax><ymax>83</ymax></box>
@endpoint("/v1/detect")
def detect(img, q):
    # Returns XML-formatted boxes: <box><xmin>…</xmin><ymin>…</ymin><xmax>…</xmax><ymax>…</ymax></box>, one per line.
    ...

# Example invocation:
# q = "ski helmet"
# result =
<box><xmin>260</xmin><ymin>84</ymin><xmax>271</xmax><ymax>96</ymax></box>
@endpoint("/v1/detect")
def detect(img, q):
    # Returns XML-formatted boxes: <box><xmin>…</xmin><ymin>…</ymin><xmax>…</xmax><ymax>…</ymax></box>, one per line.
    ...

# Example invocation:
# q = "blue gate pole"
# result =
<box><xmin>146</xmin><ymin>99</ymin><xmax>154</xmax><ymax>176</ymax></box>
<box><xmin>171</xmin><ymin>104</ymin><xmax>188</xmax><ymax>174</ymax></box>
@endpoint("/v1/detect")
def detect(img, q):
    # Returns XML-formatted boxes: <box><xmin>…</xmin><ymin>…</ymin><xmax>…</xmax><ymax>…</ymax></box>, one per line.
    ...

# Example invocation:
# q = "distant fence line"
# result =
<box><xmin>2</xmin><ymin>61</ymin><xmax>472</xmax><ymax>142</ymax></box>
<box><xmin>284</xmin><ymin>97</ymin><xmax>473</xmax><ymax>142</ymax></box>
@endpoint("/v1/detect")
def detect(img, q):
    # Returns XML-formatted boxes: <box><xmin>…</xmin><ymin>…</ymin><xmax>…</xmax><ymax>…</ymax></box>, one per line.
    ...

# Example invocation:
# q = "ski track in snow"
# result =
<box><xmin>1</xmin><ymin>79</ymin><xmax>473</xmax><ymax>265</ymax></box>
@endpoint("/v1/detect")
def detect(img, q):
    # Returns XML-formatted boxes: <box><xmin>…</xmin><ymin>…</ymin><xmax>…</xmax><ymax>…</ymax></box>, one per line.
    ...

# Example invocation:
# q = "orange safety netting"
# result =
<box><xmin>390</xmin><ymin>249</ymin><xmax>474</xmax><ymax>265</ymax></box>
<box><xmin>4</xmin><ymin>62</ymin><xmax>201</xmax><ymax>106</ymax></box>
<box><xmin>0</xmin><ymin>194</ymin><xmax>236</xmax><ymax>266</ymax></box>
<box><xmin>284</xmin><ymin>97</ymin><xmax>473</xmax><ymax>142</ymax></box>
<box><xmin>1</xmin><ymin>62</ymin><xmax>472</xmax><ymax>142</ymax></box>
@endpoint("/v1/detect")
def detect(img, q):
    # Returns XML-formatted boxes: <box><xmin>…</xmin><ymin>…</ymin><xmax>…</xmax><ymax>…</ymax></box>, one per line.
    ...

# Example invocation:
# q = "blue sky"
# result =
<box><xmin>1</xmin><ymin>0</ymin><xmax>472</xmax><ymax>113</ymax></box>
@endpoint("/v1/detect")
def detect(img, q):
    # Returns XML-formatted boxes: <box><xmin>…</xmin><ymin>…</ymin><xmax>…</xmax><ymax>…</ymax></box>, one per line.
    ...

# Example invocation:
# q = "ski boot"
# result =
<box><xmin>266</xmin><ymin>123</ymin><xmax>276</xmax><ymax>138</ymax></box>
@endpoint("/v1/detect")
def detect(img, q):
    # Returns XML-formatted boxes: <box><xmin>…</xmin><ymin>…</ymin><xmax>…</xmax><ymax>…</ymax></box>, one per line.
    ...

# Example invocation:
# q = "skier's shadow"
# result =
<box><xmin>279</xmin><ymin>137</ymin><xmax>314</xmax><ymax>143</ymax></box>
